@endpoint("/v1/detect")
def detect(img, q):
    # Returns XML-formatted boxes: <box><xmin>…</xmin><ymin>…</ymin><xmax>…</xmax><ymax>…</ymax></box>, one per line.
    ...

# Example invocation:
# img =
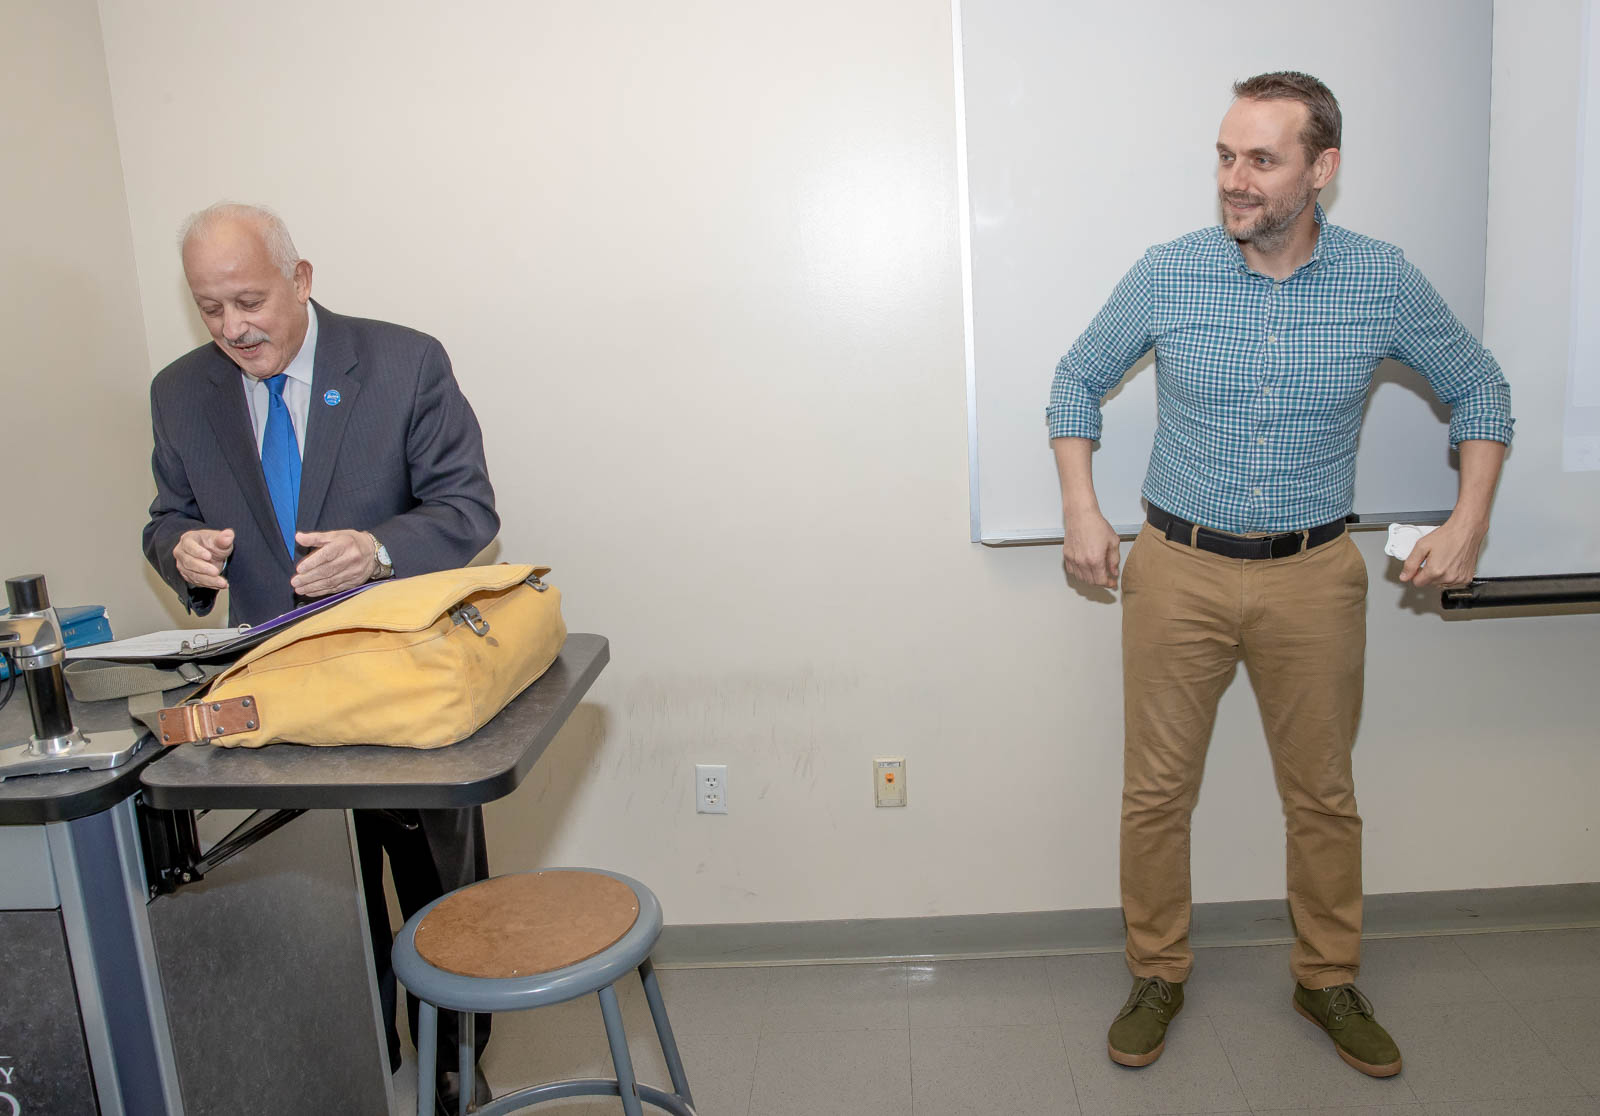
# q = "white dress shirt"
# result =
<box><xmin>242</xmin><ymin>301</ymin><xmax>319</xmax><ymax>454</ymax></box>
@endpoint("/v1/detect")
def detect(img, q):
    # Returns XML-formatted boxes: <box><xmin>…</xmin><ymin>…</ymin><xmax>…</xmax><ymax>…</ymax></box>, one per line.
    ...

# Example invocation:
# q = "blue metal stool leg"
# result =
<box><xmin>638</xmin><ymin>958</ymin><xmax>695</xmax><ymax>1109</ymax></box>
<box><xmin>416</xmin><ymin>1001</ymin><xmax>438</xmax><ymax>1116</ymax></box>
<box><xmin>598</xmin><ymin>983</ymin><xmax>644</xmax><ymax>1116</ymax></box>
<box><xmin>459</xmin><ymin>1009</ymin><xmax>476</xmax><ymax>1115</ymax></box>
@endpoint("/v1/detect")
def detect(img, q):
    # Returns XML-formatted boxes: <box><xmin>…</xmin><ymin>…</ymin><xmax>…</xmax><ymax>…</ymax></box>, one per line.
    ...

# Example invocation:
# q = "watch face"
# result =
<box><xmin>375</xmin><ymin>542</ymin><xmax>392</xmax><ymax>568</ymax></box>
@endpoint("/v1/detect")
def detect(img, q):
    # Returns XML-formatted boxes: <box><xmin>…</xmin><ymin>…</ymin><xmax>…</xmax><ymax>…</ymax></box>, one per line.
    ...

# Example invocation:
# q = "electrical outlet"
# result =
<box><xmin>874</xmin><ymin>757</ymin><xmax>906</xmax><ymax>807</ymax></box>
<box><xmin>696</xmin><ymin>764</ymin><xmax>728</xmax><ymax>814</ymax></box>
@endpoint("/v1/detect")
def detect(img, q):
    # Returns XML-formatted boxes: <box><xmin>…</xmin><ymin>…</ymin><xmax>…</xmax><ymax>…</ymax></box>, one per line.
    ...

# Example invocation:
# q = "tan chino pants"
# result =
<box><xmin>1119</xmin><ymin>521</ymin><xmax>1367</xmax><ymax>988</ymax></box>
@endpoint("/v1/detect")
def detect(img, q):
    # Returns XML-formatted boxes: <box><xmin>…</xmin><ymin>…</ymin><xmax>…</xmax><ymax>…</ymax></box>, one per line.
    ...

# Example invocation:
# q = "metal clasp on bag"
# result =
<box><xmin>526</xmin><ymin>572</ymin><xmax>549</xmax><ymax>592</ymax></box>
<box><xmin>156</xmin><ymin>696</ymin><xmax>258</xmax><ymax>744</ymax></box>
<box><xmin>450</xmin><ymin>603</ymin><xmax>491</xmax><ymax>636</ymax></box>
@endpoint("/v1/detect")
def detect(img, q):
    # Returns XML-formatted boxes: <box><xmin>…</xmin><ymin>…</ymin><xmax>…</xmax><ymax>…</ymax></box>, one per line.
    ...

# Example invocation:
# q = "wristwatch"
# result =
<box><xmin>369</xmin><ymin>534</ymin><xmax>394</xmax><ymax>580</ymax></box>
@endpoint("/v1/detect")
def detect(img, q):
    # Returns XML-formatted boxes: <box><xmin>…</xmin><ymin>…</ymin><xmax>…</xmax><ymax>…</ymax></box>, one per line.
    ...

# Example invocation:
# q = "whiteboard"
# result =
<box><xmin>957</xmin><ymin>0</ymin><xmax>1494</xmax><ymax>543</ymax></box>
<box><xmin>1475</xmin><ymin>0</ymin><xmax>1600</xmax><ymax>577</ymax></box>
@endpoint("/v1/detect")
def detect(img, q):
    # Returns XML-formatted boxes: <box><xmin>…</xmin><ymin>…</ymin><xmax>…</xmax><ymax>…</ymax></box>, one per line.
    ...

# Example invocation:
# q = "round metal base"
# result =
<box><xmin>0</xmin><ymin>727</ymin><xmax>143</xmax><ymax>781</ymax></box>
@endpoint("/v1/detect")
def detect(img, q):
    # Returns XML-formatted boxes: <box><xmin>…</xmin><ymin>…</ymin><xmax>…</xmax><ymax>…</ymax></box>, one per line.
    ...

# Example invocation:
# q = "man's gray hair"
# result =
<box><xmin>178</xmin><ymin>202</ymin><xmax>301</xmax><ymax>279</ymax></box>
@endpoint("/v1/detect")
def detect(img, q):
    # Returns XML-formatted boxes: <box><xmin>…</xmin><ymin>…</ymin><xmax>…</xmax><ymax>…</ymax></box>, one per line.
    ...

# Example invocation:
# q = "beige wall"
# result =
<box><xmin>21</xmin><ymin>0</ymin><xmax>1592</xmax><ymax>925</ymax></box>
<box><xmin>0</xmin><ymin>0</ymin><xmax>168</xmax><ymax>634</ymax></box>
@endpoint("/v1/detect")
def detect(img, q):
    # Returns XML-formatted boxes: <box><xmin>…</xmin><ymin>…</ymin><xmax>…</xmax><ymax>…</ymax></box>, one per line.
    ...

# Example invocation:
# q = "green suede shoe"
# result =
<box><xmin>1107</xmin><ymin>976</ymin><xmax>1184</xmax><ymax>1067</ymax></box>
<box><xmin>1293</xmin><ymin>982</ymin><xmax>1402</xmax><ymax>1077</ymax></box>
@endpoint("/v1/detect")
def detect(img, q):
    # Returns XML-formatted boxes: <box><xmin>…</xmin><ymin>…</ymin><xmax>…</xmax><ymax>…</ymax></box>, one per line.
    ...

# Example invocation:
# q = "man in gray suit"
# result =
<box><xmin>143</xmin><ymin>202</ymin><xmax>497</xmax><ymax>1111</ymax></box>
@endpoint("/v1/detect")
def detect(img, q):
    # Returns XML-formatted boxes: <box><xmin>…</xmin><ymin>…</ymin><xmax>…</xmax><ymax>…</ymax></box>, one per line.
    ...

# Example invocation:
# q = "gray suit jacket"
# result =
<box><xmin>143</xmin><ymin>303</ymin><xmax>499</xmax><ymax>627</ymax></box>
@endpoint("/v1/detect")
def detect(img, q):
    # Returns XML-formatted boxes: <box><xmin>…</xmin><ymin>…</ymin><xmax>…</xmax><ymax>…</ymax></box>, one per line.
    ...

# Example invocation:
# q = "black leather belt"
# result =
<box><xmin>1146</xmin><ymin>504</ymin><xmax>1348</xmax><ymax>560</ymax></box>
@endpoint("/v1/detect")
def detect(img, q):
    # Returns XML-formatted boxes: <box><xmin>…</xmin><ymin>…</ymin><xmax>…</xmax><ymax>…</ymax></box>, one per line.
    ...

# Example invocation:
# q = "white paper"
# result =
<box><xmin>1383</xmin><ymin>523</ymin><xmax>1438</xmax><ymax>561</ymax></box>
<box><xmin>64</xmin><ymin>628</ymin><xmax>245</xmax><ymax>661</ymax></box>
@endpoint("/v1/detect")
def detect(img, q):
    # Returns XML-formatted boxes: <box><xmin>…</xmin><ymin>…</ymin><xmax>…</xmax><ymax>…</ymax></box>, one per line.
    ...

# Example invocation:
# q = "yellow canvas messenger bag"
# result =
<box><xmin>153</xmin><ymin>563</ymin><xmax>565</xmax><ymax>749</ymax></box>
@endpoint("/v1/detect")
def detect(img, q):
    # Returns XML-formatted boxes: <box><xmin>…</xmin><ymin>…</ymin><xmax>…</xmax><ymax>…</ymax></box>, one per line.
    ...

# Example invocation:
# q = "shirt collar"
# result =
<box><xmin>1308</xmin><ymin>203</ymin><xmax>1339</xmax><ymax>262</ymax></box>
<box><xmin>281</xmin><ymin>301</ymin><xmax>319</xmax><ymax>387</ymax></box>
<box><xmin>1222</xmin><ymin>202</ymin><xmax>1341</xmax><ymax>275</ymax></box>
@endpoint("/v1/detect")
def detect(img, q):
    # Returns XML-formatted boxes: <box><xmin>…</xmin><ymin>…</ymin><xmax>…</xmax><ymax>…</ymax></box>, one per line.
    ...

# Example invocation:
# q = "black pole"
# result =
<box><xmin>5</xmin><ymin>574</ymin><xmax>49</xmax><ymax>614</ymax></box>
<box><xmin>1441</xmin><ymin>573</ymin><xmax>1600</xmax><ymax>610</ymax></box>
<box><xmin>3</xmin><ymin>574</ymin><xmax>76</xmax><ymax>741</ymax></box>
<box><xmin>22</xmin><ymin>665</ymin><xmax>75</xmax><ymax>741</ymax></box>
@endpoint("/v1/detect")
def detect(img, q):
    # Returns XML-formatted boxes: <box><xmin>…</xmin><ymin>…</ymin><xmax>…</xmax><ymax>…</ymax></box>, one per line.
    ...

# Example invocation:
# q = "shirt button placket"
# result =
<box><xmin>1262</xmin><ymin>277</ymin><xmax>1278</xmax><ymax>390</ymax></box>
<box><xmin>1247</xmin><ymin>274</ymin><xmax>1280</xmax><ymax>529</ymax></box>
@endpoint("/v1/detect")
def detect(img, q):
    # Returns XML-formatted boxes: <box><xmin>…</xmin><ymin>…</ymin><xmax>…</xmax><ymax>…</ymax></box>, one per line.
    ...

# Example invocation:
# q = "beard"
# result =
<box><xmin>1219</xmin><ymin>168</ymin><xmax>1317</xmax><ymax>250</ymax></box>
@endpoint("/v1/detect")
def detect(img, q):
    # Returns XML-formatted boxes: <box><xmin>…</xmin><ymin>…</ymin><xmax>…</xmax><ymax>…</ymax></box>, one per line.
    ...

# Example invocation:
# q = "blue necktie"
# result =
<box><xmin>261</xmin><ymin>374</ymin><xmax>301</xmax><ymax>556</ymax></box>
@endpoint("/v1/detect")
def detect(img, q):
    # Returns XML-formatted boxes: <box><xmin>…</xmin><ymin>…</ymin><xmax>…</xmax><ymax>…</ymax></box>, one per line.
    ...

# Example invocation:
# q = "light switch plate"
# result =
<box><xmin>874</xmin><ymin>757</ymin><xmax>906</xmax><ymax>807</ymax></box>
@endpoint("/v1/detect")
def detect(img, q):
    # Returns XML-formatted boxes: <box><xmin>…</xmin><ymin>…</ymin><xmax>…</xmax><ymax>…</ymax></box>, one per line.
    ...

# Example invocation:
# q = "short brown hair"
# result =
<box><xmin>1232</xmin><ymin>71</ymin><xmax>1341</xmax><ymax>163</ymax></box>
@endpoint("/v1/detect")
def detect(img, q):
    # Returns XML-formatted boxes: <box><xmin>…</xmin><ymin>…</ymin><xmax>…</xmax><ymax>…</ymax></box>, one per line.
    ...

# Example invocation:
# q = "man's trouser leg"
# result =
<box><xmin>355</xmin><ymin>810</ymin><xmax>405</xmax><ymax>1074</ymax></box>
<box><xmin>413</xmin><ymin>807</ymin><xmax>492</xmax><ymax>1069</ymax></box>
<box><xmin>1239</xmin><ymin>533</ymin><xmax>1367</xmax><ymax>988</ymax></box>
<box><xmin>1120</xmin><ymin>524</ymin><xmax>1245</xmax><ymax>981</ymax></box>
<box><xmin>354</xmin><ymin>807</ymin><xmax>492</xmax><ymax>1075</ymax></box>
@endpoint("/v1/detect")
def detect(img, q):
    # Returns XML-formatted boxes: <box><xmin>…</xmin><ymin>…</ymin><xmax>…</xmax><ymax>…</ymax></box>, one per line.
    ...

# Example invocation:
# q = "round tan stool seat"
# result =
<box><xmin>414</xmin><ymin>870</ymin><xmax>641</xmax><ymax>979</ymax></box>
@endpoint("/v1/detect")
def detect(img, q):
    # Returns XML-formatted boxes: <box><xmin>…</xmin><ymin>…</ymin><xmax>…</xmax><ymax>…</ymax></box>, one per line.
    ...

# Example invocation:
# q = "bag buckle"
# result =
<box><xmin>451</xmin><ymin>603</ymin><xmax>491</xmax><ymax>636</ymax></box>
<box><xmin>526</xmin><ymin>572</ymin><xmax>549</xmax><ymax>592</ymax></box>
<box><xmin>155</xmin><ymin>696</ymin><xmax>259</xmax><ymax>744</ymax></box>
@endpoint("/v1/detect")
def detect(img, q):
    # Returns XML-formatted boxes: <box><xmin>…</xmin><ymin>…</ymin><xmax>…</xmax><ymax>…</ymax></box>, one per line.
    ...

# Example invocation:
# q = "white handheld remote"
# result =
<box><xmin>1384</xmin><ymin>523</ymin><xmax>1438</xmax><ymax>561</ymax></box>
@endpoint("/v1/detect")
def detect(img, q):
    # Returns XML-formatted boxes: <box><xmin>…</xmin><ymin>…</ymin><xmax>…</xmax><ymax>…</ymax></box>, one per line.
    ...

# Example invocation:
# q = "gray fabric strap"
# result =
<box><xmin>63</xmin><ymin>659</ymin><xmax>229</xmax><ymax>736</ymax></box>
<box><xmin>63</xmin><ymin>658</ymin><xmax>221</xmax><ymax>701</ymax></box>
<box><xmin>126</xmin><ymin>689</ymin><xmax>176</xmax><ymax>737</ymax></box>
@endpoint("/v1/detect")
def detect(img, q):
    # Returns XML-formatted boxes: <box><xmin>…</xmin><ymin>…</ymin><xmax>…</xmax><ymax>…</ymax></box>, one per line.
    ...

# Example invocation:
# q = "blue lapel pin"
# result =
<box><xmin>323</xmin><ymin>389</ymin><xmax>342</xmax><ymax>406</ymax></box>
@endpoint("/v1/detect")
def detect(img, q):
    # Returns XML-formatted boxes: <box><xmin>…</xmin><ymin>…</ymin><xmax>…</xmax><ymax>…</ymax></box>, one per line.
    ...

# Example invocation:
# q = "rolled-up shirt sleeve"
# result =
<box><xmin>1388</xmin><ymin>258</ymin><xmax>1514</xmax><ymax>446</ymax></box>
<box><xmin>1046</xmin><ymin>251</ymin><xmax>1158</xmax><ymax>441</ymax></box>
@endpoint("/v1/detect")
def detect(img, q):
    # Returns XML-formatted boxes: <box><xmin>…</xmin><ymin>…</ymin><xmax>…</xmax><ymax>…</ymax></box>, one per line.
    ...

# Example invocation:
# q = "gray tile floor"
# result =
<box><xmin>391</xmin><ymin>927</ymin><xmax>1600</xmax><ymax>1115</ymax></box>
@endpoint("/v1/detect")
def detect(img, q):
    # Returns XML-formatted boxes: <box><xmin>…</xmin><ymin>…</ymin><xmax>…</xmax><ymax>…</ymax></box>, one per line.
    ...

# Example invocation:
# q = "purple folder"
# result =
<box><xmin>146</xmin><ymin>582</ymin><xmax>380</xmax><ymax>664</ymax></box>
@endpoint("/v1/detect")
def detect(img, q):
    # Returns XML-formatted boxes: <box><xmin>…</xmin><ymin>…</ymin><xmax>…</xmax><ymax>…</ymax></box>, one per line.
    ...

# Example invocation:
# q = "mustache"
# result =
<box><xmin>227</xmin><ymin>330</ymin><xmax>269</xmax><ymax>348</ymax></box>
<box><xmin>1220</xmin><ymin>190</ymin><xmax>1265</xmax><ymax>207</ymax></box>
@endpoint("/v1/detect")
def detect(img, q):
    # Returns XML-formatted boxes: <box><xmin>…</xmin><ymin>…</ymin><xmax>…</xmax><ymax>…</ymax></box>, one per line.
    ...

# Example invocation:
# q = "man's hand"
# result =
<box><xmin>1402</xmin><ymin>440</ymin><xmax>1507</xmax><ymax>590</ymax></box>
<box><xmin>174</xmin><ymin>528</ymin><xmax>234</xmax><ymax>589</ymax></box>
<box><xmin>1401</xmin><ymin>514</ymin><xmax>1487</xmax><ymax>589</ymax></box>
<box><xmin>291</xmin><ymin>530</ymin><xmax>379</xmax><ymax>597</ymax></box>
<box><xmin>1063</xmin><ymin>509</ymin><xmax>1123</xmax><ymax>589</ymax></box>
<box><xmin>1053</xmin><ymin>437</ymin><xmax>1121</xmax><ymax>589</ymax></box>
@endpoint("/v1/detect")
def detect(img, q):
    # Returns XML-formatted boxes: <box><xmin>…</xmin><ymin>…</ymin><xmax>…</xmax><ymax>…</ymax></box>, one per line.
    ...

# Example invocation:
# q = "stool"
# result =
<box><xmin>393</xmin><ymin>868</ymin><xmax>696</xmax><ymax>1116</ymax></box>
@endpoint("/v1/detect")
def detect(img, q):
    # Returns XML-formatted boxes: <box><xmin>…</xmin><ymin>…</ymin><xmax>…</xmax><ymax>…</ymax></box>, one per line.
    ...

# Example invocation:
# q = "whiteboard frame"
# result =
<box><xmin>952</xmin><ymin>0</ymin><xmax>983</xmax><ymax>543</ymax></box>
<box><xmin>1568</xmin><ymin>0</ymin><xmax>1600</xmax><ymax>459</ymax></box>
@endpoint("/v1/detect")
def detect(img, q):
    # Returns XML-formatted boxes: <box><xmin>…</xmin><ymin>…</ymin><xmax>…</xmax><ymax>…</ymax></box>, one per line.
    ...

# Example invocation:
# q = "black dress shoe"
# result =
<box><xmin>435</xmin><ymin>1063</ymin><xmax>492</xmax><ymax>1115</ymax></box>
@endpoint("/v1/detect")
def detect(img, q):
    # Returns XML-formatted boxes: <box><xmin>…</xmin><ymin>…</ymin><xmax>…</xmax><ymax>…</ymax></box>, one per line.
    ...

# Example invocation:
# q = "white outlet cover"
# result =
<box><xmin>695</xmin><ymin>764</ymin><xmax>728</xmax><ymax>814</ymax></box>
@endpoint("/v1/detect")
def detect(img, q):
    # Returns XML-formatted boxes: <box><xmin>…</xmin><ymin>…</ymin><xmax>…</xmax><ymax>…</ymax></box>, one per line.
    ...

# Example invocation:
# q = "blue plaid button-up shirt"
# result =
<box><xmin>1046</xmin><ymin>207</ymin><xmax>1514</xmax><ymax>534</ymax></box>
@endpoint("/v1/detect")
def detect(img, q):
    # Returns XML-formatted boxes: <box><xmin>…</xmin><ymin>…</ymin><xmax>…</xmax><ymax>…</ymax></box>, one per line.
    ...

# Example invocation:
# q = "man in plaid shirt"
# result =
<box><xmin>1048</xmin><ymin>72</ymin><xmax>1512</xmax><ymax>1077</ymax></box>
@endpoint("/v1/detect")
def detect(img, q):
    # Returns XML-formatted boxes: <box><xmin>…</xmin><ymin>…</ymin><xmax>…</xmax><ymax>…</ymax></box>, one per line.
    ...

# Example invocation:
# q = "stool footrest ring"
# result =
<box><xmin>475</xmin><ymin>1077</ymin><xmax>696</xmax><ymax>1116</ymax></box>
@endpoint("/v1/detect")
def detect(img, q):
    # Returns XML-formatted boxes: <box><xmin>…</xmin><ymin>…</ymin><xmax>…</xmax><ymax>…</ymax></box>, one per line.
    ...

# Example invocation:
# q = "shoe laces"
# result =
<box><xmin>1325</xmin><ymin>983</ymin><xmax>1376</xmax><ymax>1023</ymax></box>
<box><xmin>1118</xmin><ymin>976</ymin><xmax>1174</xmax><ymax>1019</ymax></box>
